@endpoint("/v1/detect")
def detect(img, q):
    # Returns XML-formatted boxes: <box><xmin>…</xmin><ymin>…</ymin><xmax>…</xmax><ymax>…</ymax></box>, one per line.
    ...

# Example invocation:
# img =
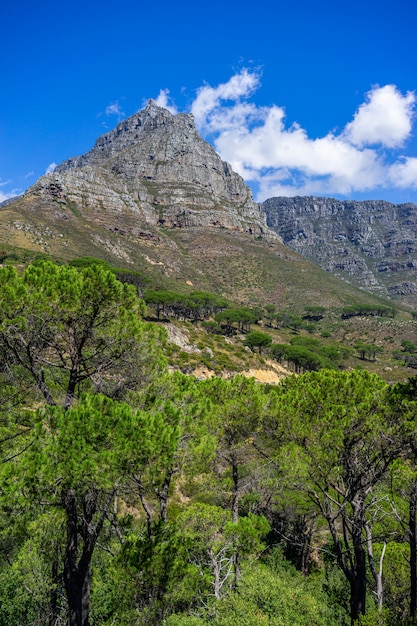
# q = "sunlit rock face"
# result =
<box><xmin>29</xmin><ymin>100</ymin><xmax>274</xmax><ymax>238</ymax></box>
<box><xmin>262</xmin><ymin>195</ymin><xmax>417</xmax><ymax>299</ymax></box>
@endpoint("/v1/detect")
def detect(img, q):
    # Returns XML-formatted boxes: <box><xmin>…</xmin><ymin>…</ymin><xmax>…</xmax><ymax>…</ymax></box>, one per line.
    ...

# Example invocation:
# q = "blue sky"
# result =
<box><xmin>1</xmin><ymin>0</ymin><xmax>417</xmax><ymax>204</ymax></box>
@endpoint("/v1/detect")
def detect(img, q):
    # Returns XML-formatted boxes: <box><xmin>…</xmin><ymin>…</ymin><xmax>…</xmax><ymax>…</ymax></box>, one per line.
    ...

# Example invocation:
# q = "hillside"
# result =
<box><xmin>0</xmin><ymin>103</ymin><xmax>403</xmax><ymax>312</ymax></box>
<box><xmin>2</xmin><ymin>104</ymin><xmax>417</xmax><ymax>626</ymax></box>
<box><xmin>2</xmin><ymin>102</ymin><xmax>417</xmax><ymax>383</ymax></box>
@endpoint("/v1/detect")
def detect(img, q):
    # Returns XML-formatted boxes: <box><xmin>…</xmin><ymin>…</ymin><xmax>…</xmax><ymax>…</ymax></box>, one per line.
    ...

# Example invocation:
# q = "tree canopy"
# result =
<box><xmin>0</xmin><ymin>261</ymin><xmax>165</xmax><ymax>407</ymax></box>
<box><xmin>1</xmin><ymin>259</ymin><xmax>417</xmax><ymax>626</ymax></box>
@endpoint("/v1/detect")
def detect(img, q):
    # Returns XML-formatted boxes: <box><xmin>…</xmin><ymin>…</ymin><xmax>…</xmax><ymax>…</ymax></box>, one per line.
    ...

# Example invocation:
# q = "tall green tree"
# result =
<box><xmin>244</xmin><ymin>330</ymin><xmax>272</xmax><ymax>354</ymax></box>
<box><xmin>273</xmin><ymin>370</ymin><xmax>402</xmax><ymax>625</ymax></box>
<box><xmin>198</xmin><ymin>376</ymin><xmax>274</xmax><ymax>585</ymax></box>
<box><xmin>117</xmin><ymin>373</ymin><xmax>213</xmax><ymax>623</ymax></box>
<box><xmin>0</xmin><ymin>261</ymin><xmax>164</xmax><ymax>408</ymax></box>
<box><xmin>1</xmin><ymin>393</ymin><xmax>181</xmax><ymax>626</ymax></box>
<box><xmin>387</xmin><ymin>376</ymin><xmax>417</xmax><ymax>622</ymax></box>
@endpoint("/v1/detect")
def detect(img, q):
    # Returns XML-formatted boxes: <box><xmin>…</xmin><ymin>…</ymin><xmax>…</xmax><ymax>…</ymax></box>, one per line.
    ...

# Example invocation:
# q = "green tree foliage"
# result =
<box><xmin>214</xmin><ymin>307</ymin><xmax>258</xmax><ymax>334</ymax></box>
<box><xmin>116</xmin><ymin>373</ymin><xmax>214</xmax><ymax>623</ymax></box>
<box><xmin>243</xmin><ymin>330</ymin><xmax>272</xmax><ymax>354</ymax></box>
<box><xmin>282</xmin><ymin>345</ymin><xmax>324</xmax><ymax>373</ymax></box>
<box><xmin>303</xmin><ymin>305</ymin><xmax>326</xmax><ymax>321</ymax></box>
<box><xmin>165</xmin><ymin>558</ymin><xmax>342</xmax><ymax>626</ymax></box>
<box><xmin>402</xmin><ymin>340</ymin><xmax>417</xmax><ymax>353</ymax></box>
<box><xmin>264</xmin><ymin>304</ymin><xmax>276</xmax><ymax>327</ymax></box>
<box><xmin>393</xmin><ymin>341</ymin><xmax>417</xmax><ymax>369</ymax></box>
<box><xmin>355</xmin><ymin>341</ymin><xmax>383</xmax><ymax>361</ymax></box>
<box><xmin>341</xmin><ymin>304</ymin><xmax>397</xmax><ymax>319</ymax></box>
<box><xmin>0</xmin><ymin>261</ymin><xmax>164</xmax><ymax>407</ymax></box>
<box><xmin>386</xmin><ymin>377</ymin><xmax>417</xmax><ymax>622</ymax></box>
<box><xmin>270</xmin><ymin>337</ymin><xmax>351</xmax><ymax>373</ymax></box>
<box><xmin>69</xmin><ymin>255</ymin><xmax>152</xmax><ymax>296</ymax></box>
<box><xmin>115</xmin><ymin>269</ymin><xmax>152</xmax><ymax>297</ymax></box>
<box><xmin>1</xmin><ymin>393</ymin><xmax>182</xmax><ymax>626</ymax></box>
<box><xmin>2</xmin><ymin>258</ymin><xmax>416</xmax><ymax>625</ymax></box>
<box><xmin>199</xmin><ymin>376</ymin><xmax>270</xmax><ymax>521</ymax></box>
<box><xmin>175</xmin><ymin>503</ymin><xmax>269</xmax><ymax>601</ymax></box>
<box><xmin>273</xmin><ymin>310</ymin><xmax>304</xmax><ymax>331</ymax></box>
<box><xmin>145</xmin><ymin>290</ymin><xmax>228</xmax><ymax>321</ymax></box>
<box><xmin>271</xmin><ymin>370</ymin><xmax>402</xmax><ymax>624</ymax></box>
<box><xmin>196</xmin><ymin>376</ymin><xmax>276</xmax><ymax>587</ymax></box>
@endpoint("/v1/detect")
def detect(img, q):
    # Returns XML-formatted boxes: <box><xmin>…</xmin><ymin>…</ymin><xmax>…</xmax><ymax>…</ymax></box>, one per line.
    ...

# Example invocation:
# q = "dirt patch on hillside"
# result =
<box><xmin>241</xmin><ymin>363</ymin><xmax>288</xmax><ymax>384</ymax></box>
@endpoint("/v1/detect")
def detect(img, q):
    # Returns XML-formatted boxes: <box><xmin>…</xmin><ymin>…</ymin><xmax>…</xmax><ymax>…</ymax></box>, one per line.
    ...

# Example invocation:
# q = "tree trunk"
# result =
<box><xmin>30</xmin><ymin>365</ymin><xmax>56</xmax><ymax>406</ymax></box>
<box><xmin>63</xmin><ymin>489</ymin><xmax>92</xmax><ymax>626</ymax></box>
<box><xmin>48</xmin><ymin>557</ymin><xmax>60</xmax><ymax>626</ymax></box>
<box><xmin>350</xmin><ymin>556</ymin><xmax>367</xmax><ymax>626</ymax></box>
<box><xmin>65</xmin><ymin>368</ymin><xmax>80</xmax><ymax>409</ymax></box>
<box><xmin>350</xmin><ymin>572</ymin><xmax>367</xmax><ymax>626</ymax></box>
<box><xmin>62</xmin><ymin>487</ymin><xmax>114</xmax><ymax>626</ymax></box>
<box><xmin>209</xmin><ymin>548</ymin><xmax>221</xmax><ymax>600</ymax></box>
<box><xmin>365</xmin><ymin>522</ymin><xmax>385</xmax><ymax>612</ymax></box>
<box><xmin>156</xmin><ymin>467</ymin><xmax>173</xmax><ymax>524</ymax></box>
<box><xmin>65</xmin><ymin>561</ymin><xmax>91</xmax><ymax>626</ymax></box>
<box><xmin>350</xmin><ymin>517</ymin><xmax>367</xmax><ymax>625</ymax></box>
<box><xmin>231</xmin><ymin>454</ymin><xmax>239</xmax><ymax>524</ymax></box>
<box><xmin>230</xmin><ymin>453</ymin><xmax>240</xmax><ymax>586</ymax></box>
<box><xmin>300</xmin><ymin>517</ymin><xmax>314</xmax><ymax>576</ymax></box>
<box><xmin>323</xmin><ymin>492</ymin><xmax>367</xmax><ymax>626</ymax></box>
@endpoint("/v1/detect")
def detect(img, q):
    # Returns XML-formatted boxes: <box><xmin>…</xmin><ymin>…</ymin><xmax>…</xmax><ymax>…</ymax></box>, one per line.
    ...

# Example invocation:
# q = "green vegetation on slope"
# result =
<box><xmin>1</xmin><ymin>261</ymin><xmax>417</xmax><ymax>626</ymax></box>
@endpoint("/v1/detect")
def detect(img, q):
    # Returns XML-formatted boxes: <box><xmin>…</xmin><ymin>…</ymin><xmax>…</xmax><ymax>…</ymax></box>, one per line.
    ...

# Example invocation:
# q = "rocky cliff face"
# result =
<box><xmin>29</xmin><ymin>100</ymin><xmax>271</xmax><ymax>236</ymax></box>
<box><xmin>262</xmin><ymin>196</ymin><xmax>417</xmax><ymax>301</ymax></box>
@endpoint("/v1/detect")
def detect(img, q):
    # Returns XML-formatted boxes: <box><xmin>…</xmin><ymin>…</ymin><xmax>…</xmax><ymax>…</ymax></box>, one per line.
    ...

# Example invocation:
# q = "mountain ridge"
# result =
<box><xmin>0</xmin><ymin>102</ymin><xmax>411</xmax><ymax>313</ymax></box>
<box><xmin>262</xmin><ymin>195</ymin><xmax>417</xmax><ymax>306</ymax></box>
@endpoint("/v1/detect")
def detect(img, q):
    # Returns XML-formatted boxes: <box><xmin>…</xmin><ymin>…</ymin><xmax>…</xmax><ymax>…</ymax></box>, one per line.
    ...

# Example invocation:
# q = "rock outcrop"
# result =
<box><xmin>262</xmin><ymin>196</ymin><xmax>417</xmax><ymax>300</ymax></box>
<box><xmin>29</xmin><ymin>100</ymin><xmax>271</xmax><ymax>237</ymax></box>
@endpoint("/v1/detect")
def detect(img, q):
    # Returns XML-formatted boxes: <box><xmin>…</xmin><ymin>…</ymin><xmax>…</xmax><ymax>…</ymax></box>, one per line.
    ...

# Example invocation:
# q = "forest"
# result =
<box><xmin>1</xmin><ymin>260</ymin><xmax>417</xmax><ymax>626</ymax></box>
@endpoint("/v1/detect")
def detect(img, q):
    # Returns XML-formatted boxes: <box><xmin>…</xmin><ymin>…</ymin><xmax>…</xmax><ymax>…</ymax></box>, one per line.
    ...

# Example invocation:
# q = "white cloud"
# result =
<box><xmin>188</xmin><ymin>71</ymin><xmax>417</xmax><ymax>200</ymax></box>
<box><xmin>388</xmin><ymin>157</ymin><xmax>417</xmax><ymax>188</ymax></box>
<box><xmin>154</xmin><ymin>89</ymin><xmax>178</xmax><ymax>115</ymax></box>
<box><xmin>343</xmin><ymin>85</ymin><xmax>415</xmax><ymax>148</ymax></box>
<box><xmin>45</xmin><ymin>162</ymin><xmax>57</xmax><ymax>174</ymax></box>
<box><xmin>191</xmin><ymin>68</ymin><xmax>260</xmax><ymax>129</ymax></box>
<box><xmin>105</xmin><ymin>101</ymin><xmax>125</xmax><ymax>118</ymax></box>
<box><xmin>0</xmin><ymin>180</ymin><xmax>20</xmax><ymax>203</ymax></box>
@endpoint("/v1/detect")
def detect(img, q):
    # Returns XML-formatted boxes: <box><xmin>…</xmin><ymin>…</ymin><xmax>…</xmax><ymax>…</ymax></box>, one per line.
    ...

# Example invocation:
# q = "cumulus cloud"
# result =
<box><xmin>191</xmin><ymin>68</ymin><xmax>260</xmax><ymax>129</ymax></box>
<box><xmin>388</xmin><ymin>157</ymin><xmax>417</xmax><ymax>188</ymax></box>
<box><xmin>188</xmin><ymin>71</ymin><xmax>417</xmax><ymax>200</ymax></box>
<box><xmin>154</xmin><ymin>89</ymin><xmax>178</xmax><ymax>115</ymax></box>
<box><xmin>344</xmin><ymin>85</ymin><xmax>415</xmax><ymax>148</ymax></box>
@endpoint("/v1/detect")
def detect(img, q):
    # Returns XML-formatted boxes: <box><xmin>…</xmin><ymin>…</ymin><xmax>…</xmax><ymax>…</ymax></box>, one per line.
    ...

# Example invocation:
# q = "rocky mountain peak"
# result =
<box><xmin>28</xmin><ymin>103</ymin><xmax>273</xmax><ymax>238</ymax></box>
<box><xmin>55</xmin><ymin>101</ymin><xmax>189</xmax><ymax>172</ymax></box>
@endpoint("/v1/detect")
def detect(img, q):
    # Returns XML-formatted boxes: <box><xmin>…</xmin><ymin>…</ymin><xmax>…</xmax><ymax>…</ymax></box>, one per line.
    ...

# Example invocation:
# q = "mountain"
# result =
<box><xmin>36</xmin><ymin>100</ymin><xmax>271</xmax><ymax>236</ymax></box>
<box><xmin>262</xmin><ymin>196</ymin><xmax>417</xmax><ymax>306</ymax></box>
<box><xmin>0</xmin><ymin>103</ymin><xmax>401</xmax><ymax>311</ymax></box>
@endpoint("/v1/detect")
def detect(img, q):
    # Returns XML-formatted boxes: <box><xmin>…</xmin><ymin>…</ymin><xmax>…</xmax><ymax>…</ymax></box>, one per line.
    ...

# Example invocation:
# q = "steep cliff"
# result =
<box><xmin>29</xmin><ymin>100</ymin><xmax>270</xmax><ymax>236</ymax></box>
<box><xmin>262</xmin><ymin>196</ymin><xmax>417</xmax><ymax>303</ymax></box>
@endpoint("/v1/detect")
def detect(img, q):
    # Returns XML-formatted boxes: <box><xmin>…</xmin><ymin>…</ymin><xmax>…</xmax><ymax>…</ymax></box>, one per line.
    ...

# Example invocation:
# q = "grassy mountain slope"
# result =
<box><xmin>0</xmin><ymin>190</ymin><xmax>401</xmax><ymax>313</ymax></box>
